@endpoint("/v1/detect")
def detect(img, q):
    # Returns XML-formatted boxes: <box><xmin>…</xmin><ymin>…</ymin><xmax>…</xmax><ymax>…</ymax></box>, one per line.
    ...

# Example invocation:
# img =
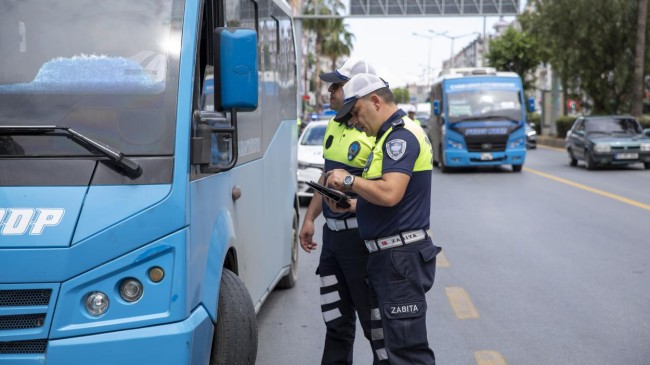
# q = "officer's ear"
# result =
<box><xmin>369</xmin><ymin>94</ymin><xmax>381</xmax><ymax>110</ymax></box>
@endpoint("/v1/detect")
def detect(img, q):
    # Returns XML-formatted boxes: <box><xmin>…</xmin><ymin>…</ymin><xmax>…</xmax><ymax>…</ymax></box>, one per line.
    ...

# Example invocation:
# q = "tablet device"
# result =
<box><xmin>306</xmin><ymin>181</ymin><xmax>351</xmax><ymax>208</ymax></box>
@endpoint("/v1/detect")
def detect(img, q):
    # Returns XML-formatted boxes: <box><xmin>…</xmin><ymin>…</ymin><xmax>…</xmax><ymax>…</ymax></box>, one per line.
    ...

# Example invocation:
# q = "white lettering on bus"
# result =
<box><xmin>0</xmin><ymin>208</ymin><xmax>65</xmax><ymax>235</ymax></box>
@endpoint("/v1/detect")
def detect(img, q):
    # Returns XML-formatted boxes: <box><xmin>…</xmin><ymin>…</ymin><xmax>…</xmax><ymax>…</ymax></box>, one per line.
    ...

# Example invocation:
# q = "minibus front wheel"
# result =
<box><xmin>210</xmin><ymin>268</ymin><xmax>258</xmax><ymax>365</ymax></box>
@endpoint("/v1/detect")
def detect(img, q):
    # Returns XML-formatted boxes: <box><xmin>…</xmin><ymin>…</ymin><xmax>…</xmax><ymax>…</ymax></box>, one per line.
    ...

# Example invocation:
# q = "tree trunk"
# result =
<box><xmin>632</xmin><ymin>0</ymin><xmax>648</xmax><ymax>116</ymax></box>
<box><xmin>314</xmin><ymin>33</ymin><xmax>323</xmax><ymax>112</ymax></box>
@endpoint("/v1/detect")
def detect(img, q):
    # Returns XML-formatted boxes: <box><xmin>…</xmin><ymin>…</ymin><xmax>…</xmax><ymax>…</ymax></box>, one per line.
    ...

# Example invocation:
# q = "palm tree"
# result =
<box><xmin>322</xmin><ymin>21</ymin><xmax>355</xmax><ymax>75</ymax></box>
<box><xmin>302</xmin><ymin>0</ymin><xmax>352</xmax><ymax>110</ymax></box>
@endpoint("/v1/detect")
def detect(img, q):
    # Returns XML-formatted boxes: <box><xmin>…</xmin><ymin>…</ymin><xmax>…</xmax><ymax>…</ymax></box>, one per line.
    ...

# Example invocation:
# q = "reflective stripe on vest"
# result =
<box><xmin>323</xmin><ymin>117</ymin><xmax>375</xmax><ymax>168</ymax></box>
<box><xmin>362</xmin><ymin>116</ymin><xmax>433</xmax><ymax>180</ymax></box>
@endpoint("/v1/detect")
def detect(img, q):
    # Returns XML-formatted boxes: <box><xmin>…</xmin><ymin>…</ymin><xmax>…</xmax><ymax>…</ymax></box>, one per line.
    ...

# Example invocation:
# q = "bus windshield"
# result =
<box><xmin>0</xmin><ymin>0</ymin><xmax>184</xmax><ymax>156</ymax></box>
<box><xmin>446</xmin><ymin>90</ymin><xmax>522</xmax><ymax>123</ymax></box>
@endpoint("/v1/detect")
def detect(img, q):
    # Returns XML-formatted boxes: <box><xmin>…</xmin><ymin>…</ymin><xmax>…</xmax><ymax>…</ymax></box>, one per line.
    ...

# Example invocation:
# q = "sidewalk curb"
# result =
<box><xmin>537</xmin><ymin>136</ymin><xmax>565</xmax><ymax>149</ymax></box>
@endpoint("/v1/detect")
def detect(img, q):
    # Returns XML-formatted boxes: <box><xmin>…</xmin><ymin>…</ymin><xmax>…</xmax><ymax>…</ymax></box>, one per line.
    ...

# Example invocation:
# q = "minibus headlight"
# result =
<box><xmin>446</xmin><ymin>139</ymin><xmax>463</xmax><ymax>150</ymax></box>
<box><xmin>119</xmin><ymin>278</ymin><xmax>144</xmax><ymax>303</ymax></box>
<box><xmin>509</xmin><ymin>137</ymin><xmax>525</xmax><ymax>148</ymax></box>
<box><xmin>85</xmin><ymin>292</ymin><xmax>109</xmax><ymax>316</ymax></box>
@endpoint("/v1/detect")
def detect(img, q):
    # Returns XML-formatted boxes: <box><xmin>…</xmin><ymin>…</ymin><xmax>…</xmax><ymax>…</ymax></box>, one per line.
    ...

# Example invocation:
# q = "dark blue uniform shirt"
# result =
<box><xmin>357</xmin><ymin>110</ymin><xmax>432</xmax><ymax>240</ymax></box>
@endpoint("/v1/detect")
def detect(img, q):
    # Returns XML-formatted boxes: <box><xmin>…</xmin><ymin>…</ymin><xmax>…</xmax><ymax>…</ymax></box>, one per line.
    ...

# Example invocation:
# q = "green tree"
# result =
<box><xmin>302</xmin><ymin>0</ymin><xmax>354</xmax><ymax>110</ymax></box>
<box><xmin>525</xmin><ymin>0</ymin><xmax>639</xmax><ymax>114</ymax></box>
<box><xmin>485</xmin><ymin>27</ymin><xmax>543</xmax><ymax>92</ymax></box>
<box><xmin>392</xmin><ymin>88</ymin><xmax>410</xmax><ymax>104</ymax></box>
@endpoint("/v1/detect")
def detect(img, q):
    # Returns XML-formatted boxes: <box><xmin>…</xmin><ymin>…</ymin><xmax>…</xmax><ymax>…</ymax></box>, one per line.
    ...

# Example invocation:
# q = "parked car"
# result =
<box><xmin>525</xmin><ymin>122</ymin><xmax>537</xmax><ymax>149</ymax></box>
<box><xmin>297</xmin><ymin>120</ymin><xmax>328</xmax><ymax>204</ymax></box>
<box><xmin>565</xmin><ymin>115</ymin><xmax>650</xmax><ymax>170</ymax></box>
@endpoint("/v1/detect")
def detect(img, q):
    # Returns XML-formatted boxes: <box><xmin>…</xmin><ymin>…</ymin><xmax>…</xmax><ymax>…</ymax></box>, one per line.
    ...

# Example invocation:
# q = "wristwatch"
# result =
<box><xmin>342</xmin><ymin>175</ymin><xmax>355</xmax><ymax>190</ymax></box>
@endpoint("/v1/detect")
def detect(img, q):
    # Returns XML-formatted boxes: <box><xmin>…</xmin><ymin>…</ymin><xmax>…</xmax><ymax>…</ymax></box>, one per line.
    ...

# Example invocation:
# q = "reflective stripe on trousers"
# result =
<box><xmin>318</xmin><ymin>225</ymin><xmax>386</xmax><ymax>365</ymax></box>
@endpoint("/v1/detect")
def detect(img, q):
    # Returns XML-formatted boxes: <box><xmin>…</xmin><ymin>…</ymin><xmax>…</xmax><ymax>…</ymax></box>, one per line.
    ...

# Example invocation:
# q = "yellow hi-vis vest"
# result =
<box><xmin>362</xmin><ymin>116</ymin><xmax>433</xmax><ymax>179</ymax></box>
<box><xmin>322</xmin><ymin>118</ymin><xmax>375</xmax><ymax>169</ymax></box>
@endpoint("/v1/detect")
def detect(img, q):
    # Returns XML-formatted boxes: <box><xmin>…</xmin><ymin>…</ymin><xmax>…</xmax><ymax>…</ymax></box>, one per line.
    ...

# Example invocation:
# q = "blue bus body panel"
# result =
<box><xmin>50</xmin><ymin>229</ymin><xmax>189</xmax><ymax>339</ymax></box>
<box><xmin>0</xmin><ymin>187</ymin><xmax>86</xmax><ymax>248</ymax></box>
<box><xmin>444</xmin><ymin>148</ymin><xmax>526</xmax><ymax>167</ymax></box>
<box><xmin>444</xmin><ymin>76</ymin><xmax>522</xmax><ymax>93</ymax></box>
<box><xmin>45</xmin><ymin>306</ymin><xmax>212</xmax><ymax>365</ymax></box>
<box><xmin>190</xmin><ymin>119</ymin><xmax>298</xmax><ymax>320</ymax></box>
<box><xmin>0</xmin><ymin>184</ymin><xmax>183</xmax><ymax>283</ymax></box>
<box><xmin>443</xmin><ymin>120</ymin><xmax>526</xmax><ymax>167</ymax></box>
<box><xmin>72</xmin><ymin>184</ymin><xmax>172</xmax><ymax>243</ymax></box>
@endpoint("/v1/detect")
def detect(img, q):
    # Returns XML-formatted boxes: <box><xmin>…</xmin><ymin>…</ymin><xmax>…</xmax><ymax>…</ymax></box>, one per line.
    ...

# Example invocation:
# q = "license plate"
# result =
<box><xmin>615</xmin><ymin>153</ymin><xmax>638</xmax><ymax>160</ymax></box>
<box><xmin>480</xmin><ymin>153</ymin><xmax>493</xmax><ymax>161</ymax></box>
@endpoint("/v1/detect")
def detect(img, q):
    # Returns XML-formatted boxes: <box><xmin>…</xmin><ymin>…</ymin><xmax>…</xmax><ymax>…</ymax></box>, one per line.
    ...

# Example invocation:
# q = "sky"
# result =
<box><xmin>341</xmin><ymin>2</ymin><xmax>527</xmax><ymax>88</ymax></box>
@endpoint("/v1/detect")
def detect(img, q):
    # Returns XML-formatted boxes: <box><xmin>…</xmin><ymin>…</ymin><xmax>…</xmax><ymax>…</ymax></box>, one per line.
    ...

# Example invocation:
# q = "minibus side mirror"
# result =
<box><xmin>214</xmin><ymin>27</ymin><xmax>258</xmax><ymax>111</ymax></box>
<box><xmin>527</xmin><ymin>97</ymin><xmax>535</xmax><ymax>113</ymax></box>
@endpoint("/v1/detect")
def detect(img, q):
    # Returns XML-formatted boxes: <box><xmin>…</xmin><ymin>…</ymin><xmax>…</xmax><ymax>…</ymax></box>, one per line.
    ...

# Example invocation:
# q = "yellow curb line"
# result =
<box><xmin>523</xmin><ymin>167</ymin><xmax>650</xmax><ymax>212</ymax></box>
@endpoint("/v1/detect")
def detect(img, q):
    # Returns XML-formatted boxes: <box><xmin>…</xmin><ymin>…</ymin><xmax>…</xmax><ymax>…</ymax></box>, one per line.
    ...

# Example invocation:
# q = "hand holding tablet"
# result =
<box><xmin>306</xmin><ymin>180</ymin><xmax>351</xmax><ymax>208</ymax></box>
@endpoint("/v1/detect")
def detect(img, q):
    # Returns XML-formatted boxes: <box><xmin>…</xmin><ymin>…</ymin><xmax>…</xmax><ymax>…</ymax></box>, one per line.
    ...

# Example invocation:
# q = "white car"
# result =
<box><xmin>297</xmin><ymin>120</ymin><xmax>328</xmax><ymax>205</ymax></box>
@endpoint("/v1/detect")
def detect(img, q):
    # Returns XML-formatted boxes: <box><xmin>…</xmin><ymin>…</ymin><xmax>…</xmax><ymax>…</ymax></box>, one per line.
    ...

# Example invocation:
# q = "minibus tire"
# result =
<box><xmin>277</xmin><ymin>207</ymin><xmax>299</xmax><ymax>289</ymax></box>
<box><xmin>439</xmin><ymin>145</ymin><xmax>450</xmax><ymax>173</ymax></box>
<box><xmin>210</xmin><ymin>268</ymin><xmax>258</xmax><ymax>365</ymax></box>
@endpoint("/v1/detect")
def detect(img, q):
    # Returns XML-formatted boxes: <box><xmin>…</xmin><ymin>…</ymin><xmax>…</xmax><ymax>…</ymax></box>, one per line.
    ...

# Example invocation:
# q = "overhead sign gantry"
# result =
<box><xmin>295</xmin><ymin>0</ymin><xmax>520</xmax><ymax>18</ymax></box>
<box><xmin>348</xmin><ymin>0</ymin><xmax>519</xmax><ymax>17</ymax></box>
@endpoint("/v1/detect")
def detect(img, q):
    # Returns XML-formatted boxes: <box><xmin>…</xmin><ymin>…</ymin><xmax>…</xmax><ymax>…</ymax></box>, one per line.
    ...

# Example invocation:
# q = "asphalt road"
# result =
<box><xmin>257</xmin><ymin>146</ymin><xmax>650</xmax><ymax>365</ymax></box>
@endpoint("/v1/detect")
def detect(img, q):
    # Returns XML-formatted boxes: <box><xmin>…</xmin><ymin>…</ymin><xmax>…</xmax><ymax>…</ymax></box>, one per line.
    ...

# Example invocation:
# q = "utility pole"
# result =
<box><xmin>429</xmin><ymin>30</ymin><xmax>480</xmax><ymax>69</ymax></box>
<box><xmin>412</xmin><ymin>32</ymin><xmax>434</xmax><ymax>90</ymax></box>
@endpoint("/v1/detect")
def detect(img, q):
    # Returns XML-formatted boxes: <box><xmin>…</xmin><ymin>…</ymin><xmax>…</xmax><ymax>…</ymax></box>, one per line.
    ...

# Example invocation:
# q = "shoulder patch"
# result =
<box><xmin>385</xmin><ymin>139</ymin><xmax>407</xmax><ymax>161</ymax></box>
<box><xmin>347</xmin><ymin>141</ymin><xmax>361</xmax><ymax>160</ymax></box>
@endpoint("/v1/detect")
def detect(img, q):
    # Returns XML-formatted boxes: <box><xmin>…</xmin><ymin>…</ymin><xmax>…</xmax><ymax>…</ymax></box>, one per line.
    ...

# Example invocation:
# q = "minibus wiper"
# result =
<box><xmin>0</xmin><ymin>125</ymin><xmax>142</xmax><ymax>178</ymax></box>
<box><xmin>451</xmin><ymin>115</ymin><xmax>520</xmax><ymax>124</ymax></box>
<box><xmin>480</xmin><ymin>115</ymin><xmax>520</xmax><ymax>123</ymax></box>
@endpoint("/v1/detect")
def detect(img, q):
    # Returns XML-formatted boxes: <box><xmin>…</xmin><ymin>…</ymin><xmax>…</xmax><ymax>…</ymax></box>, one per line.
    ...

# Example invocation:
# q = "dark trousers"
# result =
<box><xmin>318</xmin><ymin>225</ymin><xmax>383</xmax><ymax>365</ymax></box>
<box><xmin>367</xmin><ymin>239</ymin><xmax>441</xmax><ymax>365</ymax></box>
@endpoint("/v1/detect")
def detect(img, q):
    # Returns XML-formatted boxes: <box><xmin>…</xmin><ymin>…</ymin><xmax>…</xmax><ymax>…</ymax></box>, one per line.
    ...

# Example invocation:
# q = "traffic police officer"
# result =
<box><xmin>326</xmin><ymin>73</ymin><xmax>441</xmax><ymax>365</ymax></box>
<box><xmin>406</xmin><ymin>105</ymin><xmax>422</xmax><ymax>126</ymax></box>
<box><xmin>299</xmin><ymin>58</ymin><xmax>386</xmax><ymax>364</ymax></box>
